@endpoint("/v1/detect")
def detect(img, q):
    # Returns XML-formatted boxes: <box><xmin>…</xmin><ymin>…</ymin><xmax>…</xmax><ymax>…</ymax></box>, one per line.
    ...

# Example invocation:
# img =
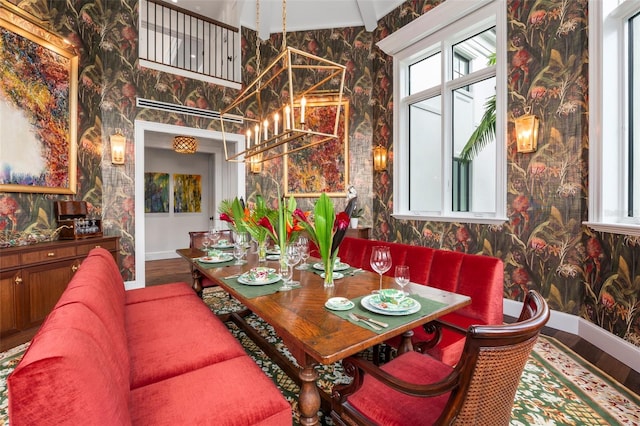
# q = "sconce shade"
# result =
<box><xmin>110</xmin><ymin>129</ymin><xmax>126</xmax><ymax>165</ymax></box>
<box><xmin>515</xmin><ymin>114</ymin><xmax>539</xmax><ymax>153</ymax></box>
<box><xmin>173</xmin><ymin>136</ymin><xmax>198</xmax><ymax>154</ymax></box>
<box><xmin>373</xmin><ymin>144</ymin><xmax>388</xmax><ymax>171</ymax></box>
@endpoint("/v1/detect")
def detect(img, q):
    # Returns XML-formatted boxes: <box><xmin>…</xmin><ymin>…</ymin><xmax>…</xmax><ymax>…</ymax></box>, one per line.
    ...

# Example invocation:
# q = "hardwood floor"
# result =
<box><xmin>145</xmin><ymin>258</ymin><xmax>640</xmax><ymax>396</ymax></box>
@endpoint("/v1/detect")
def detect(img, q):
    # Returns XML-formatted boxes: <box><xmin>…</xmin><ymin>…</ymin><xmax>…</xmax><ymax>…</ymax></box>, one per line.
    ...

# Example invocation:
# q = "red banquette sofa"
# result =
<box><xmin>329</xmin><ymin>237</ymin><xmax>504</xmax><ymax>366</ymax></box>
<box><xmin>8</xmin><ymin>248</ymin><xmax>290</xmax><ymax>425</ymax></box>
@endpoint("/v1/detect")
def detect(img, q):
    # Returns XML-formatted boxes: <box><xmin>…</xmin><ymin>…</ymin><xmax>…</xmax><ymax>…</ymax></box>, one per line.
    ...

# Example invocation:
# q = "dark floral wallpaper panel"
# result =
<box><xmin>1</xmin><ymin>0</ymin><xmax>639</xmax><ymax>347</ymax></box>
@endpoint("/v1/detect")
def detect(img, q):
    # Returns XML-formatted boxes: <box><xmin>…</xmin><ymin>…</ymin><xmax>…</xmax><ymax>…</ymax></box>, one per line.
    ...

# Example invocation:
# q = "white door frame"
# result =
<box><xmin>131</xmin><ymin>120</ymin><xmax>245</xmax><ymax>289</ymax></box>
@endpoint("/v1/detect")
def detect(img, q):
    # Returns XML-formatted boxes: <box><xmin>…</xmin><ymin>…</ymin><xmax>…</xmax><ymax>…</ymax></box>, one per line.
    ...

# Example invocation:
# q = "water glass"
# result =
<box><xmin>233</xmin><ymin>243</ymin><xmax>247</xmax><ymax>265</ymax></box>
<box><xmin>395</xmin><ymin>265</ymin><xmax>410</xmax><ymax>295</ymax></box>
<box><xmin>296</xmin><ymin>237</ymin><xmax>310</xmax><ymax>269</ymax></box>
<box><xmin>286</xmin><ymin>244</ymin><xmax>301</xmax><ymax>286</ymax></box>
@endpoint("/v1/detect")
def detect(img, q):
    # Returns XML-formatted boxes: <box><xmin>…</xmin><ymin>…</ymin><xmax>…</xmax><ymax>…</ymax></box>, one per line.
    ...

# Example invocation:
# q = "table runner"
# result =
<box><xmin>327</xmin><ymin>294</ymin><xmax>448</xmax><ymax>334</ymax></box>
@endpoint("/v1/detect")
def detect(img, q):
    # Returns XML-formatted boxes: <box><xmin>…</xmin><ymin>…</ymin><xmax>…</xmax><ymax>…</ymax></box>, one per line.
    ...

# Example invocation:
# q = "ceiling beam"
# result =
<box><xmin>356</xmin><ymin>0</ymin><xmax>378</xmax><ymax>32</ymax></box>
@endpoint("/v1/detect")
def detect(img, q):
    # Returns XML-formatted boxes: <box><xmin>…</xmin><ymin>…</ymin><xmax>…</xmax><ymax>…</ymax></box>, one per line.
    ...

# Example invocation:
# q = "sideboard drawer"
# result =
<box><xmin>0</xmin><ymin>253</ymin><xmax>20</xmax><ymax>270</ymax></box>
<box><xmin>76</xmin><ymin>238</ymin><xmax>118</xmax><ymax>256</ymax></box>
<box><xmin>20</xmin><ymin>246</ymin><xmax>77</xmax><ymax>265</ymax></box>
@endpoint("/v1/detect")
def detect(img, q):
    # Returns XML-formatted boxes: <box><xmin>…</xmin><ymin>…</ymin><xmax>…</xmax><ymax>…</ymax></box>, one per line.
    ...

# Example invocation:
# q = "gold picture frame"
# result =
<box><xmin>0</xmin><ymin>1</ymin><xmax>78</xmax><ymax>194</ymax></box>
<box><xmin>284</xmin><ymin>99</ymin><xmax>349</xmax><ymax>198</ymax></box>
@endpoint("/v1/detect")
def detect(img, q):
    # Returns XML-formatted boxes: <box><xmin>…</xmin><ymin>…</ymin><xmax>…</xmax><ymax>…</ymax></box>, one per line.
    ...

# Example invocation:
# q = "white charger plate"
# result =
<box><xmin>320</xmin><ymin>272</ymin><xmax>344</xmax><ymax>280</ymax></box>
<box><xmin>198</xmin><ymin>254</ymin><xmax>233</xmax><ymax>263</ymax></box>
<box><xmin>312</xmin><ymin>262</ymin><xmax>350</xmax><ymax>271</ymax></box>
<box><xmin>237</xmin><ymin>273</ymin><xmax>281</xmax><ymax>286</ymax></box>
<box><xmin>361</xmin><ymin>294</ymin><xmax>421</xmax><ymax>316</ymax></box>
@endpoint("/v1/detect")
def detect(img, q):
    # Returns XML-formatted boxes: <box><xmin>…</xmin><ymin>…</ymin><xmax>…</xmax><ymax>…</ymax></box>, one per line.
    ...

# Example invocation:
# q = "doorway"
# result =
<box><xmin>133</xmin><ymin>120</ymin><xmax>245</xmax><ymax>289</ymax></box>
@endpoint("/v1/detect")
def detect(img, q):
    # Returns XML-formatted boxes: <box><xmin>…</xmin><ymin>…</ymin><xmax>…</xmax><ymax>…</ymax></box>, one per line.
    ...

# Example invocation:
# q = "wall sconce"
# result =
<box><xmin>373</xmin><ymin>144</ymin><xmax>388</xmax><ymax>171</ymax></box>
<box><xmin>110</xmin><ymin>128</ymin><xmax>126</xmax><ymax>165</ymax></box>
<box><xmin>514</xmin><ymin>113</ymin><xmax>539</xmax><ymax>153</ymax></box>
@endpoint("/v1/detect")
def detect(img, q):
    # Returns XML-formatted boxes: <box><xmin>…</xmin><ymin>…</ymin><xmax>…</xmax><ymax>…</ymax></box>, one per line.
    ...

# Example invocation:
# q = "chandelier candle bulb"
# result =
<box><xmin>300</xmin><ymin>97</ymin><xmax>307</xmax><ymax>124</ymax></box>
<box><xmin>274</xmin><ymin>113</ymin><xmax>279</xmax><ymax>135</ymax></box>
<box><xmin>285</xmin><ymin>105</ymin><xmax>291</xmax><ymax>129</ymax></box>
<box><xmin>246</xmin><ymin>130</ymin><xmax>251</xmax><ymax>148</ymax></box>
<box><xmin>254</xmin><ymin>124</ymin><xmax>259</xmax><ymax>145</ymax></box>
<box><xmin>264</xmin><ymin>119</ymin><xmax>268</xmax><ymax>140</ymax></box>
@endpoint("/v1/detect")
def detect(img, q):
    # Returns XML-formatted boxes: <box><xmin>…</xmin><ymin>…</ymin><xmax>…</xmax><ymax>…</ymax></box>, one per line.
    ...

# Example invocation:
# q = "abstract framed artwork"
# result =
<box><xmin>173</xmin><ymin>174</ymin><xmax>202</xmax><ymax>213</ymax></box>
<box><xmin>284</xmin><ymin>99</ymin><xmax>349</xmax><ymax>198</ymax></box>
<box><xmin>0</xmin><ymin>2</ymin><xmax>78</xmax><ymax>194</ymax></box>
<box><xmin>144</xmin><ymin>172</ymin><xmax>169</xmax><ymax>213</ymax></box>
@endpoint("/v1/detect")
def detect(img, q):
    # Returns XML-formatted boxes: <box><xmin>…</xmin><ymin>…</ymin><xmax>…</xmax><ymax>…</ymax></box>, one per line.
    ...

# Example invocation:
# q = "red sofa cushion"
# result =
<box><xmin>346</xmin><ymin>351</ymin><xmax>452</xmax><ymax>426</ymax></box>
<box><xmin>130</xmin><ymin>356</ymin><xmax>291</xmax><ymax>425</ymax></box>
<box><xmin>9</xmin><ymin>305</ymin><xmax>132</xmax><ymax>425</ymax></box>
<box><xmin>125</xmin><ymin>281</ymin><xmax>194</xmax><ymax>304</ymax></box>
<box><xmin>126</xmin><ymin>292</ymin><xmax>248</xmax><ymax>388</ymax></box>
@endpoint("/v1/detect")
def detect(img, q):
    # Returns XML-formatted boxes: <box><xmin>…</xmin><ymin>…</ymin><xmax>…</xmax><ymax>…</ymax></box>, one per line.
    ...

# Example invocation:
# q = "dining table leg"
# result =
<box><xmin>397</xmin><ymin>330</ymin><xmax>415</xmax><ymax>356</ymax></box>
<box><xmin>298</xmin><ymin>361</ymin><xmax>321</xmax><ymax>425</ymax></box>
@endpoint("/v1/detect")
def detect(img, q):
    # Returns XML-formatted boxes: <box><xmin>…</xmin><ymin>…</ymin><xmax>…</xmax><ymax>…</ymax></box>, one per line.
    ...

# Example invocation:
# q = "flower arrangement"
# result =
<box><xmin>243</xmin><ymin>195</ymin><xmax>276</xmax><ymax>261</ymax></box>
<box><xmin>258</xmin><ymin>195</ymin><xmax>303</xmax><ymax>255</ymax></box>
<box><xmin>294</xmin><ymin>193</ymin><xmax>356</xmax><ymax>286</ymax></box>
<box><xmin>218</xmin><ymin>197</ymin><xmax>248</xmax><ymax>233</ymax></box>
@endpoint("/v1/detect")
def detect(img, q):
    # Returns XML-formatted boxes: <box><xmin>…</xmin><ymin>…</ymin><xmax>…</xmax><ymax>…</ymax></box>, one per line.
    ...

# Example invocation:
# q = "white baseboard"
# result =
<box><xmin>504</xmin><ymin>298</ymin><xmax>640</xmax><ymax>374</ymax></box>
<box><xmin>145</xmin><ymin>251</ymin><xmax>180</xmax><ymax>261</ymax></box>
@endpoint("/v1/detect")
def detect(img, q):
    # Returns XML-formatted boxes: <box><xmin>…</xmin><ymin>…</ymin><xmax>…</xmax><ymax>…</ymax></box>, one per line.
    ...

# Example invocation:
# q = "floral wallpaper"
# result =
<box><xmin>1</xmin><ymin>0</ymin><xmax>639</xmax><ymax>347</ymax></box>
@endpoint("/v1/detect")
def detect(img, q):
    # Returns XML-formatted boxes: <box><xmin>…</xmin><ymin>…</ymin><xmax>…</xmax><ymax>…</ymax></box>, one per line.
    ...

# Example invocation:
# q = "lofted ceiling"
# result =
<box><xmin>164</xmin><ymin>0</ymin><xmax>406</xmax><ymax>39</ymax></box>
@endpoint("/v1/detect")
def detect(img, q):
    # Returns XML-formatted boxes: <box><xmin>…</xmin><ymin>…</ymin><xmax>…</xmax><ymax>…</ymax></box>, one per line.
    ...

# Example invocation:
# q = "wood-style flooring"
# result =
<box><xmin>145</xmin><ymin>258</ymin><xmax>640</xmax><ymax>396</ymax></box>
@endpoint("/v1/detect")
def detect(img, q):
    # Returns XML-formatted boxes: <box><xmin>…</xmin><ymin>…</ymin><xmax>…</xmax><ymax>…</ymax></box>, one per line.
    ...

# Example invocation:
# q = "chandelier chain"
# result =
<box><xmin>282</xmin><ymin>0</ymin><xmax>287</xmax><ymax>50</ymax></box>
<box><xmin>255</xmin><ymin>0</ymin><xmax>261</xmax><ymax>77</ymax></box>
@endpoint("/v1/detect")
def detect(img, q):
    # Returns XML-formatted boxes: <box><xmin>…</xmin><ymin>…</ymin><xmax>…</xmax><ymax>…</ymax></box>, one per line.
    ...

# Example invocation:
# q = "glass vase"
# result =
<box><xmin>323</xmin><ymin>256</ymin><xmax>335</xmax><ymax>288</ymax></box>
<box><xmin>257</xmin><ymin>240</ymin><xmax>267</xmax><ymax>262</ymax></box>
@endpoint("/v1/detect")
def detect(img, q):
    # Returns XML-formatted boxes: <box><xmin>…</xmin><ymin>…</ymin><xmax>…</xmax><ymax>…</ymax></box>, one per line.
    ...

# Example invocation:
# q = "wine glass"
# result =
<box><xmin>209</xmin><ymin>228</ymin><xmax>220</xmax><ymax>248</ymax></box>
<box><xmin>201</xmin><ymin>233</ymin><xmax>211</xmax><ymax>254</ymax></box>
<box><xmin>395</xmin><ymin>265</ymin><xmax>410</xmax><ymax>295</ymax></box>
<box><xmin>286</xmin><ymin>244</ymin><xmax>301</xmax><ymax>286</ymax></box>
<box><xmin>233</xmin><ymin>243</ymin><xmax>247</xmax><ymax>265</ymax></box>
<box><xmin>279</xmin><ymin>251</ymin><xmax>294</xmax><ymax>291</ymax></box>
<box><xmin>370</xmin><ymin>246</ymin><xmax>392</xmax><ymax>292</ymax></box>
<box><xmin>296</xmin><ymin>236</ymin><xmax>310</xmax><ymax>269</ymax></box>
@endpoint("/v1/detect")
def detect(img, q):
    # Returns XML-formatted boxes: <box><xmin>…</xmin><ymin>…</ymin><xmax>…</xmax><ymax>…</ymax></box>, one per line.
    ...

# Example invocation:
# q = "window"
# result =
<box><xmin>377</xmin><ymin>0</ymin><xmax>506</xmax><ymax>224</ymax></box>
<box><xmin>587</xmin><ymin>0</ymin><xmax>640</xmax><ymax>236</ymax></box>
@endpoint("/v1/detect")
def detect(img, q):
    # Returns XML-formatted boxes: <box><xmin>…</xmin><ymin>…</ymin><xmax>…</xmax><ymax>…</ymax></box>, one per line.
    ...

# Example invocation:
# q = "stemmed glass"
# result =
<box><xmin>395</xmin><ymin>265</ymin><xmax>410</xmax><ymax>295</ymax></box>
<box><xmin>201</xmin><ymin>233</ymin><xmax>211</xmax><ymax>255</ymax></box>
<box><xmin>370</xmin><ymin>246</ymin><xmax>392</xmax><ymax>292</ymax></box>
<box><xmin>286</xmin><ymin>244</ymin><xmax>302</xmax><ymax>286</ymax></box>
<box><xmin>209</xmin><ymin>228</ymin><xmax>220</xmax><ymax>248</ymax></box>
<box><xmin>296</xmin><ymin>236</ymin><xmax>310</xmax><ymax>269</ymax></box>
<box><xmin>232</xmin><ymin>242</ymin><xmax>247</xmax><ymax>265</ymax></box>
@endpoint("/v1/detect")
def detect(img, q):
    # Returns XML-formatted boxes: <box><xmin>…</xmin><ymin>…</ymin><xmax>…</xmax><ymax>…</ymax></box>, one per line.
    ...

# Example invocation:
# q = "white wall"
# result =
<box><xmin>144</xmin><ymin>147</ymin><xmax>211</xmax><ymax>260</ymax></box>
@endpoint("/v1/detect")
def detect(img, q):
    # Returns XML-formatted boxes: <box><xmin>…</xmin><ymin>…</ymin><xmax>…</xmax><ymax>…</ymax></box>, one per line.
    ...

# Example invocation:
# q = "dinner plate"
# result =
<box><xmin>213</xmin><ymin>243</ymin><xmax>234</xmax><ymax>249</ymax></box>
<box><xmin>198</xmin><ymin>254</ymin><xmax>233</xmax><ymax>263</ymax></box>
<box><xmin>361</xmin><ymin>294</ymin><xmax>421</xmax><ymax>316</ymax></box>
<box><xmin>320</xmin><ymin>272</ymin><xmax>344</xmax><ymax>280</ymax></box>
<box><xmin>237</xmin><ymin>273</ymin><xmax>281</xmax><ymax>286</ymax></box>
<box><xmin>312</xmin><ymin>262</ymin><xmax>350</xmax><ymax>271</ymax></box>
<box><xmin>325</xmin><ymin>297</ymin><xmax>354</xmax><ymax>311</ymax></box>
<box><xmin>266</xmin><ymin>248</ymin><xmax>281</xmax><ymax>255</ymax></box>
<box><xmin>266</xmin><ymin>254</ymin><xmax>280</xmax><ymax>260</ymax></box>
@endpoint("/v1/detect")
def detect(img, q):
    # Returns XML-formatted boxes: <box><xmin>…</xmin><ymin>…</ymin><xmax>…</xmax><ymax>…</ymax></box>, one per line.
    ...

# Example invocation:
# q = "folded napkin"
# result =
<box><xmin>327</xmin><ymin>294</ymin><xmax>448</xmax><ymax>334</ymax></box>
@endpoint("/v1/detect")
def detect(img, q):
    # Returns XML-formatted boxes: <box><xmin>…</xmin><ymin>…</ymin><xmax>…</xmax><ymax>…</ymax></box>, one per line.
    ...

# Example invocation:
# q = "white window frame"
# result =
<box><xmin>586</xmin><ymin>0</ymin><xmax>640</xmax><ymax>236</ymax></box>
<box><xmin>377</xmin><ymin>0</ymin><xmax>507</xmax><ymax>224</ymax></box>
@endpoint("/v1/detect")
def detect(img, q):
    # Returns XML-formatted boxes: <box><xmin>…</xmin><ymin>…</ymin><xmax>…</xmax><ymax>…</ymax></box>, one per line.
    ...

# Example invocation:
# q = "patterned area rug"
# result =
<box><xmin>1</xmin><ymin>287</ymin><xmax>639</xmax><ymax>426</ymax></box>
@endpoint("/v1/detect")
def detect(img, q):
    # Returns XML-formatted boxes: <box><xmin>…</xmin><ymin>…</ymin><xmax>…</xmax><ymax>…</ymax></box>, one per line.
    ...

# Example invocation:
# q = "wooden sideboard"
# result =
<box><xmin>0</xmin><ymin>236</ymin><xmax>119</xmax><ymax>351</ymax></box>
<box><xmin>346</xmin><ymin>226</ymin><xmax>370</xmax><ymax>240</ymax></box>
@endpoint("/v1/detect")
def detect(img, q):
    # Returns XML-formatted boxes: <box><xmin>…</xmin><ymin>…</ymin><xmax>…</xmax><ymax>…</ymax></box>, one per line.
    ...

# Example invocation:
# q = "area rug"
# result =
<box><xmin>1</xmin><ymin>287</ymin><xmax>639</xmax><ymax>426</ymax></box>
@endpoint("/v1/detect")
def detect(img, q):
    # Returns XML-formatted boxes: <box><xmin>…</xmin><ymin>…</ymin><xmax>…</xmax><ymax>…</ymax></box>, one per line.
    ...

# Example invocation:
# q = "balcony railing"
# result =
<box><xmin>139</xmin><ymin>0</ymin><xmax>241</xmax><ymax>86</ymax></box>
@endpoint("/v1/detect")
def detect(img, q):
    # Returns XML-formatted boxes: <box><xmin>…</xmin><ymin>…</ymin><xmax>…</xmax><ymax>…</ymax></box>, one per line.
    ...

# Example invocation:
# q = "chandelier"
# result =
<box><xmin>220</xmin><ymin>0</ymin><xmax>346</xmax><ymax>165</ymax></box>
<box><xmin>172</xmin><ymin>136</ymin><xmax>198</xmax><ymax>154</ymax></box>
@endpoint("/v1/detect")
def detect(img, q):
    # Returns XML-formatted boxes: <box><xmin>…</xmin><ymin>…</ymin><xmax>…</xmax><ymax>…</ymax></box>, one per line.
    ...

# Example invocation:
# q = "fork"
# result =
<box><xmin>348</xmin><ymin>313</ymin><xmax>382</xmax><ymax>331</ymax></box>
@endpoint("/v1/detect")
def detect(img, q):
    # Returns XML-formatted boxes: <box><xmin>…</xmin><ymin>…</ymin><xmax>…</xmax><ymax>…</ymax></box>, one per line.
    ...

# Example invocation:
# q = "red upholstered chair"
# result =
<box><xmin>331</xmin><ymin>290</ymin><xmax>549</xmax><ymax>426</ymax></box>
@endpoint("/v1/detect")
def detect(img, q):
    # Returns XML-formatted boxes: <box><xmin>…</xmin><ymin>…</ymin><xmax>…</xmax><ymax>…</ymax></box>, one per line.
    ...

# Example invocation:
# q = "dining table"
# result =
<box><xmin>176</xmin><ymin>247</ymin><xmax>471</xmax><ymax>425</ymax></box>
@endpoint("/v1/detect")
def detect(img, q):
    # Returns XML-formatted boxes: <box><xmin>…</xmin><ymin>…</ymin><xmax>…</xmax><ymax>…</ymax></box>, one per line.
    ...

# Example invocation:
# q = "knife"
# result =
<box><xmin>352</xmin><ymin>313</ymin><xmax>389</xmax><ymax>328</ymax></box>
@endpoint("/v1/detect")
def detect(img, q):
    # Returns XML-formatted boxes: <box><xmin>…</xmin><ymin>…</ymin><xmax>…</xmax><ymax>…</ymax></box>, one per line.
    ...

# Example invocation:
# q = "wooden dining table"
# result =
<box><xmin>176</xmin><ymin>247</ymin><xmax>471</xmax><ymax>425</ymax></box>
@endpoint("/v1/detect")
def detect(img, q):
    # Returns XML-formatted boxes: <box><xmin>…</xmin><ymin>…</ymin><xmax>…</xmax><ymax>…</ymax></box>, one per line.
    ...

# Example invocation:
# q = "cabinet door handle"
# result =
<box><xmin>14</xmin><ymin>276</ymin><xmax>22</xmax><ymax>285</ymax></box>
<box><xmin>71</xmin><ymin>264</ymin><xmax>79</xmax><ymax>272</ymax></box>
<box><xmin>47</xmin><ymin>252</ymin><xmax>56</xmax><ymax>257</ymax></box>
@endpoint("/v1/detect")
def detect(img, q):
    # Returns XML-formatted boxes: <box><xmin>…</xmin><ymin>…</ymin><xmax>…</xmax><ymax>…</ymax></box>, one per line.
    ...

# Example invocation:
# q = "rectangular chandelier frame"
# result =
<box><xmin>220</xmin><ymin>46</ymin><xmax>346</xmax><ymax>164</ymax></box>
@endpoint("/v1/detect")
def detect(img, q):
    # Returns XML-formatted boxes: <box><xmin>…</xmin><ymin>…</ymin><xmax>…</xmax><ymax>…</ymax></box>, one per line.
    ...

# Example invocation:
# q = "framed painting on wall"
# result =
<box><xmin>284</xmin><ymin>99</ymin><xmax>349</xmax><ymax>198</ymax></box>
<box><xmin>173</xmin><ymin>174</ymin><xmax>201</xmax><ymax>213</ymax></box>
<box><xmin>0</xmin><ymin>2</ymin><xmax>79</xmax><ymax>194</ymax></box>
<box><xmin>144</xmin><ymin>172</ymin><xmax>169</xmax><ymax>213</ymax></box>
